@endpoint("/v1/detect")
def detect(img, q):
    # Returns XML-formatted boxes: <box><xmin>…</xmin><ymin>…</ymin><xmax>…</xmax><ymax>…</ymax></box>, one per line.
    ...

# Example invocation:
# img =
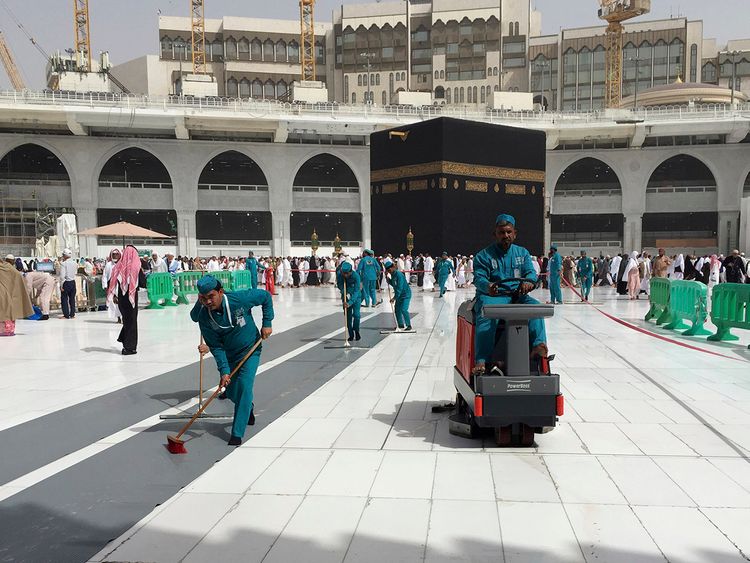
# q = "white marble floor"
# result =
<box><xmin>6</xmin><ymin>283</ymin><xmax>750</xmax><ymax>562</ymax></box>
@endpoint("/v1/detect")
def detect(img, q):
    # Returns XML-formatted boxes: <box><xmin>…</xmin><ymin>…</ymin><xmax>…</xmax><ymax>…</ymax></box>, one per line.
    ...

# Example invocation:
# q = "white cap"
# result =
<box><xmin>63</xmin><ymin>248</ymin><xmax>72</xmax><ymax>257</ymax></box>
<box><xmin>5</xmin><ymin>254</ymin><xmax>15</xmax><ymax>261</ymax></box>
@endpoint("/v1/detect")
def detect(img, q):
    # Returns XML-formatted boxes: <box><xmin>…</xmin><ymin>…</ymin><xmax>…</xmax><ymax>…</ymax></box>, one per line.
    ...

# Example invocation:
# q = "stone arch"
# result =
<box><xmin>97</xmin><ymin>146</ymin><xmax>173</xmax><ymax>187</ymax></box>
<box><xmin>646</xmin><ymin>153</ymin><xmax>717</xmax><ymax>189</ymax></box>
<box><xmin>741</xmin><ymin>166</ymin><xmax>750</xmax><ymax>198</ymax></box>
<box><xmin>292</xmin><ymin>153</ymin><xmax>359</xmax><ymax>189</ymax></box>
<box><xmin>198</xmin><ymin>150</ymin><xmax>269</xmax><ymax>187</ymax></box>
<box><xmin>0</xmin><ymin>141</ymin><xmax>73</xmax><ymax>185</ymax></box>
<box><xmin>548</xmin><ymin>154</ymin><xmax>624</xmax><ymax>198</ymax></box>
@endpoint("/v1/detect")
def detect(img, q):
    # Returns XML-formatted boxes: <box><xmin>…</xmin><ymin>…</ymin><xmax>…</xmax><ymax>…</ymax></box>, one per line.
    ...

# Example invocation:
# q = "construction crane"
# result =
<box><xmin>300</xmin><ymin>0</ymin><xmax>316</xmax><ymax>81</ymax></box>
<box><xmin>73</xmin><ymin>0</ymin><xmax>91</xmax><ymax>71</ymax></box>
<box><xmin>190</xmin><ymin>0</ymin><xmax>207</xmax><ymax>74</ymax></box>
<box><xmin>0</xmin><ymin>31</ymin><xmax>25</xmax><ymax>90</ymax></box>
<box><xmin>598</xmin><ymin>0</ymin><xmax>650</xmax><ymax>107</ymax></box>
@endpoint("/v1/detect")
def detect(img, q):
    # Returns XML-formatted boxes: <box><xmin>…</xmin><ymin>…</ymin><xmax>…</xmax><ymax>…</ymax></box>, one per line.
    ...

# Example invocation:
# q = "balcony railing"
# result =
<box><xmin>98</xmin><ymin>181</ymin><xmax>173</xmax><ymax>189</ymax></box>
<box><xmin>198</xmin><ymin>184</ymin><xmax>268</xmax><ymax>192</ymax></box>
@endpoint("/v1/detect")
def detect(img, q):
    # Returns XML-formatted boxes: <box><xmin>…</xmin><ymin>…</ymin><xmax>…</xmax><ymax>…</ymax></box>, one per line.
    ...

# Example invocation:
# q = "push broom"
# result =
<box><xmin>166</xmin><ymin>337</ymin><xmax>262</xmax><ymax>454</ymax></box>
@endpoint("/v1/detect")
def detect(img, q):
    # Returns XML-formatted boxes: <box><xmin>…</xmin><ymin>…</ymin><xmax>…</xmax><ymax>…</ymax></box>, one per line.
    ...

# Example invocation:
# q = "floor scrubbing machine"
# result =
<box><xmin>449</xmin><ymin>278</ymin><xmax>564</xmax><ymax>446</ymax></box>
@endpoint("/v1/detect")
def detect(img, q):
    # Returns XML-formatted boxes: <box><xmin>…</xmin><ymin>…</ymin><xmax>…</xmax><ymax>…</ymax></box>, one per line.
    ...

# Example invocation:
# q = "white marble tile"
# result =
<box><xmin>264</xmin><ymin>496</ymin><xmax>368</xmax><ymax>563</ymax></box>
<box><xmin>344</xmin><ymin>498</ymin><xmax>430</xmax><ymax>563</ymax></box>
<box><xmin>425</xmin><ymin>500</ymin><xmax>502</xmax><ymax>562</ymax></box>
<box><xmin>308</xmin><ymin>450</ymin><xmax>384</xmax><ymax>497</ymax></box>
<box><xmin>382</xmin><ymin>419</ymin><xmax>437</xmax><ymax>450</ymax></box>
<box><xmin>597</xmin><ymin>456</ymin><xmax>695</xmax><ymax>507</ymax></box>
<box><xmin>185</xmin><ymin>448</ymin><xmax>283</xmax><ymax>494</ymax></box>
<box><xmin>662</xmin><ymin>424</ymin><xmax>743</xmax><ymax>457</ymax></box>
<box><xmin>570</xmin><ymin>400</ymin><xmax>629</xmax><ymax>423</ymax></box>
<box><xmin>283</xmin><ymin>417</ymin><xmax>351</xmax><ymax>449</ymax></box>
<box><xmin>544</xmin><ymin>455</ymin><xmax>627</xmax><ymax>505</ymax></box>
<box><xmin>604</xmin><ymin>400</ymin><xmax>675</xmax><ymax>423</ymax></box>
<box><xmin>654</xmin><ymin>457</ymin><xmax>750</xmax><ymax>508</ymax></box>
<box><xmin>634</xmin><ymin>506</ymin><xmax>746</xmax><ymax>563</ymax></box>
<box><xmin>245</xmin><ymin>417</ymin><xmax>308</xmax><ymax>448</ymax></box>
<box><xmin>100</xmin><ymin>492</ymin><xmax>241</xmax><ymax>563</ymax></box>
<box><xmin>700</xmin><ymin>508</ymin><xmax>750</xmax><ymax>558</ymax></box>
<box><xmin>490</xmin><ymin>454</ymin><xmax>559</xmax><ymax>503</ymax></box>
<box><xmin>250</xmin><ymin>449</ymin><xmax>331</xmax><ymax>495</ymax></box>
<box><xmin>565</xmin><ymin>504</ymin><xmax>665</xmax><ymax>563</ymax></box>
<box><xmin>432</xmin><ymin>452</ymin><xmax>495</xmax><ymax>501</ymax></box>
<box><xmin>616</xmin><ymin>423</ymin><xmax>697</xmax><ymax>456</ymax></box>
<box><xmin>571</xmin><ymin>422</ymin><xmax>642</xmax><ymax>455</ymax></box>
<box><xmin>708</xmin><ymin>458</ymin><xmax>750</xmax><ymax>492</ymax></box>
<box><xmin>535</xmin><ymin>423</ymin><xmax>588</xmax><ymax>454</ymax></box>
<box><xmin>182</xmin><ymin>494</ymin><xmax>303</xmax><ymax>563</ymax></box>
<box><xmin>499</xmin><ymin>502</ymin><xmax>583</xmax><ymax>563</ymax></box>
<box><xmin>333</xmin><ymin>418</ymin><xmax>393</xmax><ymax>449</ymax></box>
<box><xmin>370</xmin><ymin>451</ymin><xmax>436</xmax><ymax>499</ymax></box>
<box><xmin>284</xmin><ymin>395</ymin><xmax>342</xmax><ymax>418</ymax></box>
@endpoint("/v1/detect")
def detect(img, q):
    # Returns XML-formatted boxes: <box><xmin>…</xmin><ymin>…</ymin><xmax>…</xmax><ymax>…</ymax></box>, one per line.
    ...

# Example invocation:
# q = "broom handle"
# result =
<box><xmin>174</xmin><ymin>337</ymin><xmax>263</xmax><ymax>440</ymax></box>
<box><xmin>385</xmin><ymin>271</ymin><xmax>398</xmax><ymax>329</ymax></box>
<box><xmin>198</xmin><ymin>335</ymin><xmax>204</xmax><ymax>407</ymax></box>
<box><xmin>343</xmin><ymin>282</ymin><xmax>350</xmax><ymax>347</ymax></box>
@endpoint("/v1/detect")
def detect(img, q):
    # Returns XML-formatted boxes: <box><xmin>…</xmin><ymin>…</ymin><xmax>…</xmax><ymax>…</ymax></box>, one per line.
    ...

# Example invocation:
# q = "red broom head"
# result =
<box><xmin>166</xmin><ymin>435</ymin><xmax>188</xmax><ymax>455</ymax></box>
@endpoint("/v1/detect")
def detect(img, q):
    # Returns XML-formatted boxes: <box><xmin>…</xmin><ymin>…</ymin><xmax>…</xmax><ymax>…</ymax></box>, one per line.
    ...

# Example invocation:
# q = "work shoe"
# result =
<box><xmin>530</xmin><ymin>343</ymin><xmax>549</xmax><ymax>359</ymax></box>
<box><xmin>40</xmin><ymin>314</ymin><xmax>49</xmax><ymax>321</ymax></box>
<box><xmin>121</xmin><ymin>349</ymin><xmax>137</xmax><ymax>356</ymax></box>
<box><xmin>405</xmin><ymin>326</ymin><xmax>412</xmax><ymax>331</ymax></box>
<box><xmin>219</xmin><ymin>391</ymin><xmax>227</xmax><ymax>400</ymax></box>
<box><xmin>228</xmin><ymin>436</ymin><xmax>242</xmax><ymax>446</ymax></box>
<box><xmin>248</xmin><ymin>404</ymin><xmax>255</xmax><ymax>426</ymax></box>
<box><xmin>355</xmin><ymin>331</ymin><xmax>361</xmax><ymax>341</ymax></box>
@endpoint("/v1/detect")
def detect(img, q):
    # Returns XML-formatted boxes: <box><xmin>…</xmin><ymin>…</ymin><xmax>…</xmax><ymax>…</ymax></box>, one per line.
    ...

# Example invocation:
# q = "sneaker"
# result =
<box><xmin>227</xmin><ymin>436</ymin><xmax>242</xmax><ymax>446</ymax></box>
<box><xmin>405</xmin><ymin>326</ymin><xmax>412</xmax><ymax>331</ymax></box>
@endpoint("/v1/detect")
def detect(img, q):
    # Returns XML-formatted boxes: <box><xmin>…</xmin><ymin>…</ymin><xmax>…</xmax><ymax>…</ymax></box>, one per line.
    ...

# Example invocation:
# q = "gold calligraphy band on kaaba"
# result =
<box><xmin>370</xmin><ymin>160</ymin><xmax>545</xmax><ymax>183</ymax></box>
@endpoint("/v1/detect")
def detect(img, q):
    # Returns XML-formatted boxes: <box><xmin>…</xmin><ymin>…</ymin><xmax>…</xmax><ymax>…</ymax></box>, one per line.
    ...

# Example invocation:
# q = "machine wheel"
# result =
<box><xmin>494</xmin><ymin>425</ymin><xmax>512</xmax><ymax>446</ymax></box>
<box><xmin>520</xmin><ymin>424</ymin><xmax>535</xmax><ymax>447</ymax></box>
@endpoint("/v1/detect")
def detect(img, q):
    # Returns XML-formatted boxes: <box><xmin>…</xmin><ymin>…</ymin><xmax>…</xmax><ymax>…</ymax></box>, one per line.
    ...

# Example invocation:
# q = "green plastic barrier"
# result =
<box><xmin>662</xmin><ymin>280</ymin><xmax>710</xmax><ymax>336</ymax></box>
<box><xmin>232</xmin><ymin>270</ymin><xmax>252</xmax><ymax>290</ymax></box>
<box><xmin>146</xmin><ymin>272</ymin><xmax>177</xmax><ymax>309</ymax></box>
<box><xmin>175</xmin><ymin>271</ymin><xmax>203</xmax><ymax>305</ymax></box>
<box><xmin>645</xmin><ymin>278</ymin><xmax>672</xmax><ymax>325</ymax></box>
<box><xmin>212</xmin><ymin>271</ymin><xmax>233</xmax><ymax>291</ymax></box>
<box><xmin>708</xmin><ymin>284</ymin><xmax>750</xmax><ymax>347</ymax></box>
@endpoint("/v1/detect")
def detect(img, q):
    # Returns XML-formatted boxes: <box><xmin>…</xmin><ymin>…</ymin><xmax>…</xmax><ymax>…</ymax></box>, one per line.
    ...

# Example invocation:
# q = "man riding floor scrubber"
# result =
<box><xmin>449</xmin><ymin>214</ymin><xmax>564</xmax><ymax>446</ymax></box>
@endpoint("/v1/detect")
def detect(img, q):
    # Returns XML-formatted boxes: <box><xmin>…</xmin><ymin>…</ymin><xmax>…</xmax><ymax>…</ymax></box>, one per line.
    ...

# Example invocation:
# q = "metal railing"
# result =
<box><xmin>646</xmin><ymin>186</ymin><xmax>717</xmax><ymax>194</ymax></box>
<box><xmin>197</xmin><ymin>183</ymin><xmax>268</xmax><ymax>192</ymax></box>
<box><xmin>291</xmin><ymin>240</ymin><xmax>361</xmax><ymax>247</ymax></box>
<box><xmin>198</xmin><ymin>239</ymin><xmax>271</xmax><ymax>246</ymax></box>
<box><xmin>292</xmin><ymin>186</ymin><xmax>360</xmax><ymax>193</ymax></box>
<box><xmin>99</xmin><ymin>237</ymin><xmax>176</xmax><ymax>246</ymax></box>
<box><xmin>0</xmin><ymin>90</ymin><xmax>748</xmax><ymax>126</ymax></box>
<box><xmin>552</xmin><ymin>240</ymin><xmax>622</xmax><ymax>248</ymax></box>
<box><xmin>98</xmin><ymin>181</ymin><xmax>173</xmax><ymax>189</ymax></box>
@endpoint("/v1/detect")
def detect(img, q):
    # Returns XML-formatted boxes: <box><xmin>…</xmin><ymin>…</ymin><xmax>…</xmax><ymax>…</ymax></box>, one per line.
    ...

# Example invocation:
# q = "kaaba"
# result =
<box><xmin>370</xmin><ymin>117</ymin><xmax>546</xmax><ymax>257</ymax></box>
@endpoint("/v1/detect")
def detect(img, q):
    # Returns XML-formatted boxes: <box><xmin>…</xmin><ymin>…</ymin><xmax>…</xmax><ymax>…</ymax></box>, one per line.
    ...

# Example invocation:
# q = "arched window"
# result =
<box><xmin>389</xmin><ymin>73</ymin><xmax>394</xmax><ymax>103</ymax></box>
<box><xmin>225</xmin><ymin>37</ymin><xmax>237</xmax><ymax>60</ymax></box>
<box><xmin>240</xmin><ymin>78</ymin><xmax>251</xmax><ymax>98</ymax></box>
<box><xmin>251</xmin><ymin>78</ymin><xmax>262</xmax><ymax>98</ymax></box>
<box><xmin>352</xmin><ymin>92</ymin><xmax>357</xmax><ymax>103</ymax></box>
<box><xmin>493</xmin><ymin>66</ymin><xmax>498</xmax><ymax>76</ymax></box>
<box><xmin>211</xmin><ymin>39</ymin><xmax>223</xmax><ymax>61</ymax></box>
<box><xmin>237</xmin><ymin>38</ymin><xmax>249</xmax><ymax>60</ymax></box>
<box><xmin>459</xmin><ymin>87</ymin><xmax>464</xmax><ymax>102</ymax></box>
<box><xmin>375</xmin><ymin>74</ymin><xmax>380</xmax><ymax>86</ymax></box>
<box><xmin>288</xmin><ymin>40</ymin><xmax>300</xmax><ymax>63</ymax></box>
<box><xmin>440</xmin><ymin>70</ymin><xmax>444</xmax><ymax>79</ymax></box>
<box><xmin>487</xmin><ymin>66</ymin><xmax>492</xmax><ymax>75</ymax></box>
<box><xmin>690</xmin><ymin>43</ymin><xmax>698</xmax><ymax>82</ymax></box>
<box><xmin>250</xmin><ymin>39</ymin><xmax>262</xmax><ymax>60</ymax></box>
<box><xmin>173</xmin><ymin>37</ymin><xmax>187</xmax><ymax>60</ymax></box>
<box><xmin>669</xmin><ymin>38</ymin><xmax>684</xmax><ymax>80</ymax></box>
<box><xmin>382</xmin><ymin>91</ymin><xmax>387</xmax><ymax>105</ymax></box>
<box><xmin>227</xmin><ymin>77</ymin><xmax>239</xmax><ymax>98</ymax></box>
<box><xmin>263</xmin><ymin>39</ymin><xmax>274</xmax><ymax>61</ymax></box>
<box><xmin>161</xmin><ymin>36</ymin><xmax>173</xmax><ymax>58</ymax></box>
<box><xmin>514</xmin><ymin>22</ymin><xmax>520</xmax><ymax>36</ymax></box>
<box><xmin>653</xmin><ymin>39</ymin><xmax>668</xmax><ymax>84</ymax></box>
<box><xmin>263</xmin><ymin>79</ymin><xmax>275</xmax><ymax>98</ymax></box>
<box><xmin>276</xmin><ymin>80</ymin><xmax>288</xmax><ymax>98</ymax></box>
<box><xmin>473</xmin><ymin>86</ymin><xmax>478</xmax><ymax>102</ymax></box>
<box><xmin>435</xmin><ymin>70</ymin><xmax>440</xmax><ymax>79</ymax></box>
<box><xmin>364</xmin><ymin>74</ymin><xmax>369</xmax><ymax>86</ymax></box>
<box><xmin>435</xmin><ymin>86</ymin><xmax>445</xmax><ymax>99</ymax></box>
<box><xmin>480</xmin><ymin>86</ymin><xmax>486</xmax><ymax>103</ymax></box>
<box><xmin>344</xmin><ymin>75</ymin><xmax>349</xmax><ymax>100</ymax></box>
<box><xmin>494</xmin><ymin>85</ymin><xmax>499</xmax><ymax>91</ymax></box>
<box><xmin>357</xmin><ymin>74</ymin><xmax>362</xmax><ymax>86</ymax></box>
<box><xmin>446</xmin><ymin>87</ymin><xmax>451</xmax><ymax>103</ymax></box>
<box><xmin>467</xmin><ymin>86</ymin><xmax>473</xmax><ymax>103</ymax></box>
<box><xmin>370</xmin><ymin>74</ymin><xmax>375</xmax><ymax>85</ymax></box>
<box><xmin>702</xmin><ymin>61</ymin><xmax>717</xmax><ymax>83</ymax></box>
<box><xmin>275</xmin><ymin>40</ymin><xmax>287</xmax><ymax>62</ymax></box>
<box><xmin>454</xmin><ymin>87</ymin><xmax>459</xmax><ymax>101</ymax></box>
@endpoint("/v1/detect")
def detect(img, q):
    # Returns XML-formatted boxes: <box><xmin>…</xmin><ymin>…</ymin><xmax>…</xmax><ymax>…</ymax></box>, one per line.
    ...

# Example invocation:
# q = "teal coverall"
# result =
<box><xmin>435</xmin><ymin>258</ymin><xmax>455</xmax><ymax>297</ymax></box>
<box><xmin>246</xmin><ymin>257</ymin><xmax>259</xmax><ymax>289</ymax></box>
<box><xmin>388</xmin><ymin>268</ymin><xmax>412</xmax><ymax>329</ymax></box>
<box><xmin>473</xmin><ymin>243</ymin><xmax>547</xmax><ymax>365</ymax></box>
<box><xmin>577</xmin><ymin>256</ymin><xmax>594</xmax><ymax>301</ymax></box>
<box><xmin>548</xmin><ymin>252</ymin><xmax>563</xmax><ymax>304</ymax></box>
<box><xmin>357</xmin><ymin>255</ymin><xmax>379</xmax><ymax>306</ymax></box>
<box><xmin>191</xmin><ymin>289</ymin><xmax>274</xmax><ymax>439</ymax></box>
<box><xmin>337</xmin><ymin>269</ymin><xmax>362</xmax><ymax>338</ymax></box>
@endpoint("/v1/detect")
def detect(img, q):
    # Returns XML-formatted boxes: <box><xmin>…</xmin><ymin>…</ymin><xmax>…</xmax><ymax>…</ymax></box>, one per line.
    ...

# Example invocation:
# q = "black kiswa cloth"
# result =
<box><xmin>370</xmin><ymin>117</ymin><xmax>546</xmax><ymax>257</ymax></box>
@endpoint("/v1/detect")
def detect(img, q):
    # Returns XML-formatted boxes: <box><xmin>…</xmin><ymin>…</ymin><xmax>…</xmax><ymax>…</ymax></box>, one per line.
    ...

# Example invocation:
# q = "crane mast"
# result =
<box><xmin>598</xmin><ymin>0</ymin><xmax>650</xmax><ymax>107</ymax></box>
<box><xmin>300</xmin><ymin>0</ymin><xmax>316</xmax><ymax>81</ymax></box>
<box><xmin>0</xmin><ymin>31</ymin><xmax>25</xmax><ymax>90</ymax></box>
<box><xmin>190</xmin><ymin>0</ymin><xmax>207</xmax><ymax>74</ymax></box>
<box><xmin>73</xmin><ymin>0</ymin><xmax>91</xmax><ymax>71</ymax></box>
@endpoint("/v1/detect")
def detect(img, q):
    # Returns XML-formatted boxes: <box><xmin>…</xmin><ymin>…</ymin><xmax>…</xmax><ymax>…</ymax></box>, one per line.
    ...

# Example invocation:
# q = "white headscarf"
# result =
<box><xmin>622</xmin><ymin>251</ymin><xmax>639</xmax><ymax>281</ymax></box>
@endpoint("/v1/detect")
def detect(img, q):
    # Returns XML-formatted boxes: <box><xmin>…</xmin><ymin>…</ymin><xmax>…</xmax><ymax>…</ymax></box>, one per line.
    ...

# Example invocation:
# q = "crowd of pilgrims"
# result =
<box><xmin>544</xmin><ymin>249</ymin><xmax>749</xmax><ymax>301</ymax></box>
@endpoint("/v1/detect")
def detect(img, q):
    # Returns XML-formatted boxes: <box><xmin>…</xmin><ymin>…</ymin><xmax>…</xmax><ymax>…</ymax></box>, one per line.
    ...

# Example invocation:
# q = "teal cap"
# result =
<box><xmin>197</xmin><ymin>275</ymin><xmax>219</xmax><ymax>294</ymax></box>
<box><xmin>341</xmin><ymin>262</ymin><xmax>353</xmax><ymax>273</ymax></box>
<box><xmin>496</xmin><ymin>214</ymin><xmax>516</xmax><ymax>226</ymax></box>
<box><xmin>384</xmin><ymin>259</ymin><xmax>394</xmax><ymax>269</ymax></box>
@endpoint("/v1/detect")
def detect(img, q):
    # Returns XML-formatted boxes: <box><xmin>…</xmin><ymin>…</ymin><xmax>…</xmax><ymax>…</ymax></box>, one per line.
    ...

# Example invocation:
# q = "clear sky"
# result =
<box><xmin>0</xmin><ymin>0</ymin><xmax>747</xmax><ymax>89</ymax></box>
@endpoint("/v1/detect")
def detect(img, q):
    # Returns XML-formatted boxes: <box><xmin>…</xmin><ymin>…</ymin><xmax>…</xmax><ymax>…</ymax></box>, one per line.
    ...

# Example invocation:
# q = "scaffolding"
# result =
<box><xmin>300</xmin><ymin>0</ymin><xmax>316</xmax><ymax>81</ymax></box>
<box><xmin>0</xmin><ymin>186</ymin><xmax>65</xmax><ymax>255</ymax></box>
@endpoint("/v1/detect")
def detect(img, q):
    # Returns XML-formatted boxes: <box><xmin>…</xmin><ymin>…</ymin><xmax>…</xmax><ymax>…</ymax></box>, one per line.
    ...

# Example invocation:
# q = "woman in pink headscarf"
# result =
<box><xmin>625</xmin><ymin>251</ymin><xmax>641</xmax><ymax>300</ymax></box>
<box><xmin>708</xmin><ymin>254</ymin><xmax>721</xmax><ymax>290</ymax></box>
<box><xmin>107</xmin><ymin>245</ymin><xmax>146</xmax><ymax>355</ymax></box>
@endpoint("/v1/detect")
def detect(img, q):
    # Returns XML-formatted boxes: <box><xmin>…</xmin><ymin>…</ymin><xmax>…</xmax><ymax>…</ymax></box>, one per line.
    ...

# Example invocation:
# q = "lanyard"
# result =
<box><xmin>206</xmin><ymin>295</ymin><xmax>234</xmax><ymax>330</ymax></box>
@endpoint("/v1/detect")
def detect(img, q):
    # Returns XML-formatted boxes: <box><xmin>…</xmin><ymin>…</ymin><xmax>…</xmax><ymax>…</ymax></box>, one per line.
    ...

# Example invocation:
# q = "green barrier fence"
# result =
<box><xmin>213</xmin><ymin>271</ymin><xmax>233</xmax><ymax>291</ymax></box>
<box><xmin>175</xmin><ymin>271</ymin><xmax>203</xmax><ymax>305</ymax></box>
<box><xmin>663</xmin><ymin>280</ymin><xmax>711</xmax><ymax>336</ymax></box>
<box><xmin>232</xmin><ymin>270</ymin><xmax>252</xmax><ymax>290</ymax></box>
<box><xmin>645</xmin><ymin>278</ymin><xmax>672</xmax><ymax>325</ymax></box>
<box><xmin>146</xmin><ymin>272</ymin><xmax>177</xmax><ymax>309</ymax></box>
<box><xmin>708</xmin><ymin>284</ymin><xmax>750</xmax><ymax>347</ymax></box>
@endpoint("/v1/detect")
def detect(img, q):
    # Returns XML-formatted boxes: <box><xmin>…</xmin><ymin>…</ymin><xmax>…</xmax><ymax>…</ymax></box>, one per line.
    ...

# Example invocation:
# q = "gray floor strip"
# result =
<box><xmin>0</xmin><ymin>313</ymin><xmax>393</xmax><ymax>563</ymax></box>
<box><xmin>0</xmin><ymin>311</ymin><xmax>347</xmax><ymax>486</ymax></box>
